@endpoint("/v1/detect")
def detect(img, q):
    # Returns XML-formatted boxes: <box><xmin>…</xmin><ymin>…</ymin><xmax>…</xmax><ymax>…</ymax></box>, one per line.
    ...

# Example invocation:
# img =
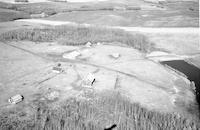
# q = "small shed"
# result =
<box><xmin>111</xmin><ymin>53</ymin><xmax>120</xmax><ymax>59</ymax></box>
<box><xmin>85</xmin><ymin>42</ymin><xmax>92</xmax><ymax>47</ymax></box>
<box><xmin>82</xmin><ymin>73</ymin><xmax>95</xmax><ymax>87</ymax></box>
<box><xmin>52</xmin><ymin>63</ymin><xmax>64</xmax><ymax>73</ymax></box>
<box><xmin>8</xmin><ymin>94</ymin><xmax>24</xmax><ymax>104</ymax></box>
<box><xmin>63</xmin><ymin>51</ymin><xmax>81</xmax><ymax>60</ymax></box>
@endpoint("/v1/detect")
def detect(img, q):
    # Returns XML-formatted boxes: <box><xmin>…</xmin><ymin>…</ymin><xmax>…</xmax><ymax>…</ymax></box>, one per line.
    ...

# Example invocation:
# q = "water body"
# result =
<box><xmin>161</xmin><ymin>60</ymin><xmax>200</xmax><ymax>110</ymax></box>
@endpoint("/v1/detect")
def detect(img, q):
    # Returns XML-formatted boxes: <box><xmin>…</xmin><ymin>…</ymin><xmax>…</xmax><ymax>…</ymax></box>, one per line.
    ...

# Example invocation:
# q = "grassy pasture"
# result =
<box><xmin>0</xmin><ymin>1</ymin><xmax>198</xmax><ymax>27</ymax></box>
<box><xmin>0</xmin><ymin>8</ymin><xmax>30</xmax><ymax>22</ymax></box>
<box><xmin>0</xmin><ymin>25</ymin><xmax>153</xmax><ymax>52</ymax></box>
<box><xmin>45</xmin><ymin>1</ymin><xmax>199</xmax><ymax>27</ymax></box>
<box><xmin>0</xmin><ymin>91</ymin><xmax>199</xmax><ymax>130</ymax></box>
<box><xmin>0</xmin><ymin>1</ymin><xmax>140</xmax><ymax>15</ymax></box>
<box><xmin>0</xmin><ymin>1</ymin><xmax>141</xmax><ymax>23</ymax></box>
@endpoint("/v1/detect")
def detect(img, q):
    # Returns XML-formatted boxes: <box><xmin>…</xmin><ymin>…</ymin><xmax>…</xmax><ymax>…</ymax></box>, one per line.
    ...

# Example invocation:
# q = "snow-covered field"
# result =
<box><xmin>16</xmin><ymin>19</ymin><xmax>75</xmax><ymax>26</ymax></box>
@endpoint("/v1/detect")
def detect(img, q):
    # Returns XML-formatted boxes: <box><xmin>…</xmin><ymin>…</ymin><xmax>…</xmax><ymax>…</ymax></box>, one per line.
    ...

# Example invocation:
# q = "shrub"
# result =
<box><xmin>15</xmin><ymin>0</ymin><xmax>28</xmax><ymax>2</ymax></box>
<box><xmin>0</xmin><ymin>2</ymin><xmax>17</xmax><ymax>10</ymax></box>
<box><xmin>0</xmin><ymin>25</ymin><xmax>153</xmax><ymax>52</ymax></box>
<box><xmin>126</xmin><ymin>6</ymin><xmax>141</xmax><ymax>10</ymax></box>
<box><xmin>0</xmin><ymin>91</ymin><xmax>199</xmax><ymax>130</ymax></box>
<box><xmin>0</xmin><ymin>9</ymin><xmax>30</xmax><ymax>22</ymax></box>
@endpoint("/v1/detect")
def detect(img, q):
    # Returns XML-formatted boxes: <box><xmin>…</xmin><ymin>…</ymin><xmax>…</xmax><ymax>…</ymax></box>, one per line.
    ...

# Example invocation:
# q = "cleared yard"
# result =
<box><xmin>0</xmin><ymin>39</ymin><xmax>199</xmax><ymax>129</ymax></box>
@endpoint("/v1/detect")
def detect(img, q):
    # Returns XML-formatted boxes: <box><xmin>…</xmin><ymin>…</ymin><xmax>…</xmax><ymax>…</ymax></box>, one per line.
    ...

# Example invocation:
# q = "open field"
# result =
<box><xmin>0</xmin><ymin>0</ymin><xmax>199</xmax><ymax>129</ymax></box>
<box><xmin>45</xmin><ymin>3</ymin><xmax>199</xmax><ymax>27</ymax></box>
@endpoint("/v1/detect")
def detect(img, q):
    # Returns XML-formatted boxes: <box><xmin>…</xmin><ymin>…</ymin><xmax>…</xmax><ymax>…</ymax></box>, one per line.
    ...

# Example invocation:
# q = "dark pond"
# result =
<box><xmin>161</xmin><ymin>60</ymin><xmax>200</xmax><ymax>110</ymax></box>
